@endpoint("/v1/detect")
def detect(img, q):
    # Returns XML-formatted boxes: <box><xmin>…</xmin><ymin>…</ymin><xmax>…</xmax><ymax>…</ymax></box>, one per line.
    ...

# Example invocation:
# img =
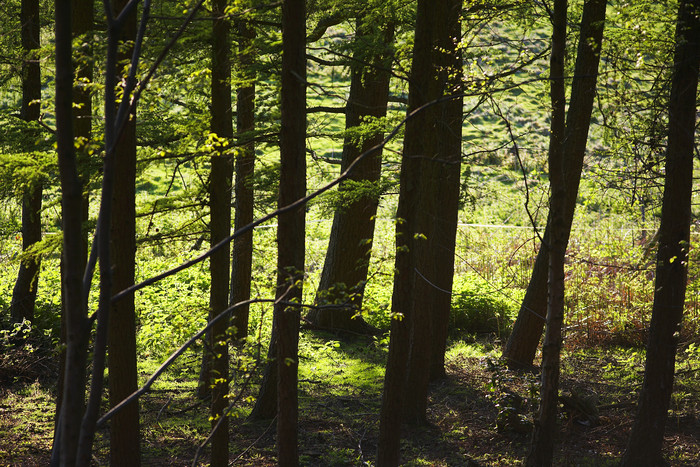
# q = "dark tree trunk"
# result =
<box><xmin>503</xmin><ymin>0</ymin><xmax>607</xmax><ymax>369</ymax></box>
<box><xmin>275</xmin><ymin>1</ymin><xmax>306</xmax><ymax>464</ymax></box>
<box><xmin>376</xmin><ymin>169</ymin><xmax>413</xmax><ymax>466</ymax></box>
<box><xmin>76</xmin><ymin>0</ymin><xmax>149</xmax><ymax>461</ymax></box>
<box><xmin>107</xmin><ymin>1</ymin><xmax>141</xmax><ymax>465</ymax></box>
<box><xmin>307</xmin><ymin>18</ymin><xmax>394</xmax><ymax>335</ymax></box>
<box><xmin>72</xmin><ymin>0</ymin><xmax>93</xmax><ymax>254</ymax></box>
<box><xmin>526</xmin><ymin>0</ymin><xmax>567</xmax><ymax>464</ymax></box>
<box><xmin>230</xmin><ymin>16</ymin><xmax>256</xmax><ymax>341</ymax></box>
<box><xmin>621</xmin><ymin>1</ymin><xmax>700</xmax><ymax>464</ymax></box>
<box><xmin>11</xmin><ymin>0</ymin><xmax>42</xmax><ymax>325</ymax></box>
<box><xmin>12</xmin><ymin>188</ymin><xmax>42</xmax><ymax>323</ymax></box>
<box><xmin>248</xmin><ymin>0</ymin><xmax>307</xmax><ymax>449</ymax></box>
<box><xmin>274</xmin><ymin>0</ymin><xmax>306</xmax><ymax>466</ymax></box>
<box><xmin>52</xmin><ymin>1</ymin><xmax>91</xmax><ymax>464</ymax></box>
<box><xmin>55</xmin><ymin>0</ymin><xmax>94</xmax><ymax>432</ymax></box>
<box><xmin>209</xmin><ymin>0</ymin><xmax>234</xmax><ymax>463</ymax></box>
<box><xmin>377</xmin><ymin>0</ymin><xmax>462</xmax><ymax>461</ymax></box>
<box><xmin>404</xmin><ymin>0</ymin><xmax>463</xmax><ymax>420</ymax></box>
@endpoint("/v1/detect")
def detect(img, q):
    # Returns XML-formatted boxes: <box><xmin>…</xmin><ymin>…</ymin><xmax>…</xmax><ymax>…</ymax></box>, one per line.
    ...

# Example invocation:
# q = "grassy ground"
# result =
<box><xmin>2</xmin><ymin>330</ymin><xmax>699</xmax><ymax>466</ymax></box>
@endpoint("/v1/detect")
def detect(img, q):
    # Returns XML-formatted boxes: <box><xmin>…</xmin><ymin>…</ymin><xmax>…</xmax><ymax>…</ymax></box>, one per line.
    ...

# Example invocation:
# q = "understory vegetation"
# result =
<box><xmin>2</xmin><ymin>0</ymin><xmax>700</xmax><ymax>464</ymax></box>
<box><xmin>1</xmin><ymin>161</ymin><xmax>700</xmax><ymax>465</ymax></box>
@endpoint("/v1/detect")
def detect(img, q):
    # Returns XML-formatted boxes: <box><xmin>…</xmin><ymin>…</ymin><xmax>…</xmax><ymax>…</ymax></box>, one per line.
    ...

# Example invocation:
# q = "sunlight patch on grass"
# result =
<box><xmin>298</xmin><ymin>333</ymin><xmax>386</xmax><ymax>397</ymax></box>
<box><xmin>0</xmin><ymin>381</ymin><xmax>54</xmax><ymax>465</ymax></box>
<box><xmin>446</xmin><ymin>339</ymin><xmax>494</xmax><ymax>361</ymax></box>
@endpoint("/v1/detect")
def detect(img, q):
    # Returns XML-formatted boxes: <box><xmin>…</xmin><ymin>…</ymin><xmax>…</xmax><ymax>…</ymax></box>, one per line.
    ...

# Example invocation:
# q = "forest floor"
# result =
<box><xmin>1</xmin><ymin>331</ymin><xmax>699</xmax><ymax>466</ymax></box>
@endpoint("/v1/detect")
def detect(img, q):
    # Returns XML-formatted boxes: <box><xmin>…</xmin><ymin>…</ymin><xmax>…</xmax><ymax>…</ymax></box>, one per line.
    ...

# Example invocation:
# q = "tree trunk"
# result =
<box><xmin>621</xmin><ymin>1</ymin><xmax>700</xmax><ymax>464</ymax></box>
<box><xmin>11</xmin><ymin>0</ymin><xmax>42</xmax><ymax>325</ymax></box>
<box><xmin>503</xmin><ymin>0</ymin><xmax>607</xmax><ymax>369</ymax></box>
<box><xmin>230</xmin><ymin>16</ymin><xmax>256</xmax><ymax>341</ymax></box>
<box><xmin>209</xmin><ymin>0</ymin><xmax>234</xmax><ymax>463</ymax></box>
<box><xmin>307</xmin><ymin>17</ymin><xmax>394</xmax><ymax>335</ymax></box>
<box><xmin>55</xmin><ymin>0</ymin><xmax>94</xmax><ymax>432</ymax></box>
<box><xmin>75</xmin><ymin>0</ymin><xmax>149</xmax><ymax>460</ymax></box>
<box><xmin>52</xmin><ymin>1</ymin><xmax>89</xmax><ymax>464</ymax></box>
<box><xmin>107</xmin><ymin>1</ymin><xmax>141</xmax><ymax>465</ymax></box>
<box><xmin>404</xmin><ymin>0</ymin><xmax>463</xmax><ymax>420</ymax></box>
<box><xmin>526</xmin><ymin>0</ymin><xmax>567</xmax><ymax>463</ymax></box>
<box><xmin>249</xmin><ymin>0</ymin><xmax>306</xmax><ymax>455</ymax></box>
<box><xmin>276</xmin><ymin>1</ymin><xmax>306</xmax><ymax>464</ymax></box>
<box><xmin>424</xmin><ymin>14</ymin><xmax>463</xmax><ymax>384</ymax></box>
<box><xmin>377</xmin><ymin>0</ymin><xmax>462</xmax><ymax>461</ymax></box>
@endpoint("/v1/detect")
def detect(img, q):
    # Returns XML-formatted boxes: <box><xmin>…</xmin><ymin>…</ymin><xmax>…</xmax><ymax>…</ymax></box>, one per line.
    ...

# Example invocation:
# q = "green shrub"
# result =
<box><xmin>450</xmin><ymin>274</ymin><xmax>516</xmax><ymax>338</ymax></box>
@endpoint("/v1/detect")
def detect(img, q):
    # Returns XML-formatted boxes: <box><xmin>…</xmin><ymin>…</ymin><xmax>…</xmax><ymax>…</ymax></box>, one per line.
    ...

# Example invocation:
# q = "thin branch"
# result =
<box><xmin>112</xmin><ymin>0</ymin><xmax>152</xmax><ymax>154</ymax></box>
<box><xmin>307</xmin><ymin>105</ymin><xmax>346</xmax><ymax>114</ymax></box>
<box><xmin>490</xmin><ymin>96</ymin><xmax>544</xmax><ymax>244</ymax></box>
<box><xmin>111</xmin><ymin>92</ymin><xmax>467</xmax><ymax>304</ymax></box>
<box><xmin>96</xmin><ymin>297</ymin><xmax>275</xmax><ymax>427</ymax></box>
<box><xmin>127</xmin><ymin>0</ymin><xmax>207</xmax><ymax>126</ymax></box>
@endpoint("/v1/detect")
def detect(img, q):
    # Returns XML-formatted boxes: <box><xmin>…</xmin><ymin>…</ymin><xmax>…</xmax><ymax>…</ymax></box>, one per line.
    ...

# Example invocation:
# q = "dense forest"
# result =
<box><xmin>1</xmin><ymin>0</ymin><xmax>699</xmax><ymax>465</ymax></box>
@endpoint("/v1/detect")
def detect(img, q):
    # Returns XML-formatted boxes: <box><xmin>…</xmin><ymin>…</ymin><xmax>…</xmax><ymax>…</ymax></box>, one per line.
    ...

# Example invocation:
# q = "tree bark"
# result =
<box><xmin>76</xmin><ymin>0</ymin><xmax>148</xmax><ymax>461</ymax></box>
<box><xmin>403</xmin><ymin>0</ymin><xmax>463</xmax><ymax>420</ymax></box>
<box><xmin>56</xmin><ymin>0</ymin><xmax>94</xmax><ymax>433</ymax></box>
<box><xmin>276</xmin><ymin>1</ymin><xmax>306</xmax><ymax>464</ymax></box>
<box><xmin>249</xmin><ymin>0</ymin><xmax>307</xmax><ymax>458</ymax></box>
<box><xmin>503</xmin><ymin>0</ymin><xmax>607</xmax><ymax>369</ymax></box>
<box><xmin>52</xmin><ymin>2</ymin><xmax>89</xmax><ymax>465</ymax></box>
<box><xmin>11</xmin><ymin>0</ymin><xmax>42</xmax><ymax>325</ymax></box>
<box><xmin>209</xmin><ymin>0</ymin><xmax>234</xmax><ymax>463</ymax></box>
<box><xmin>526</xmin><ymin>0</ymin><xmax>567</xmax><ymax>464</ymax></box>
<box><xmin>230</xmin><ymin>15</ymin><xmax>256</xmax><ymax>341</ymax></box>
<box><xmin>307</xmin><ymin>17</ymin><xmax>394</xmax><ymax>335</ymax></box>
<box><xmin>377</xmin><ymin>0</ymin><xmax>462</xmax><ymax>461</ymax></box>
<box><xmin>107</xmin><ymin>1</ymin><xmax>141</xmax><ymax>465</ymax></box>
<box><xmin>621</xmin><ymin>1</ymin><xmax>700</xmax><ymax>464</ymax></box>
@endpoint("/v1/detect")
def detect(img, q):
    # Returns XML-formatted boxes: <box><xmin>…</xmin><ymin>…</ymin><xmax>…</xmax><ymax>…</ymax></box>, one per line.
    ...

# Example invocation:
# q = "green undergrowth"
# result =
<box><xmin>0</xmin><ymin>380</ymin><xmax>55</xmax><ymax>464</ymax></box>
<box><xmin>2</xmin><ymin>333</ymin><xmax>700</xmax><ymax>465</ymax></box>
<box><xmin>298</xmin><ymin>331</ymin><xmax>387</xmax><ymax>397</ymax></box>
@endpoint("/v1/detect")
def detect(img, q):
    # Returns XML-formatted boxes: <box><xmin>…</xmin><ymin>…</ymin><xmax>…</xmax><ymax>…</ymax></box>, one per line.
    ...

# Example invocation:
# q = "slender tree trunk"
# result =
<box><xmin>107</xmin><ymin>1</ymin><xmax>140</xmax><ymax>465</ymax></box>
<box><xmin>423</xmin><ymin>16</ymin><xmax>463</xmax><ymax>384</ymax></box>
<box><xmin>55</xmin><ymin>0</ymin><xmax>94</xmax><ymax>432</ymax></box>
<box><xmin>376</xmin><ymin>87</ymin><xmax>416</xmax><ymax>467</ymax></box>
<box><xmin>621</xmin><ymin>1</ymin><xmax>700</xmax><ymax>464</ymax></box>
<box><xmin>276</xmin><ymin>1</ymin><xmax>306</xmax><ymax>464</ymax></box>
<box><xmin>503</xmin><ymin>0</ymin><xmax>607</xmax><ymax>369</ymax></box>
<box><xmin>307</xmin><ymin>18</ymin><xmax>394</xmax><ymax>335</ymax></box>
<box><xmin>377</xmin><ymin>0</ymin><xmax>461</xmax><ymax>460</ymax></box>
<box><xmin>53</xmin><ymin>1</ymin><xmax>89</xmax><ymax>464</ymax></box>
<box><xmin>209</xmin><ymin>0</ymin><xmax>234</xmax><ymax>463</ymax></box>
<box><xmin>11</xmin><ymin>0</ymin><xmax>42</xmax><ymax>325</ymax></box>
<box><xmin>230</xmin><ymin>16</ymin><xmax>256</xmax><ymax>341</ymax></box>
<box><xmin>526</xmin><ymin>0</ymin><xmax>567</xmax><ymax>463</ymax></box>
<box><xmin>76</xmin><ymin>0</ymin><xmax>150</xmax><ymax>461</ymax></box>
<box><xmin>72</xmin><ymin>0</ymin><xmax>93</xmax><ymax>256</ymax></box>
